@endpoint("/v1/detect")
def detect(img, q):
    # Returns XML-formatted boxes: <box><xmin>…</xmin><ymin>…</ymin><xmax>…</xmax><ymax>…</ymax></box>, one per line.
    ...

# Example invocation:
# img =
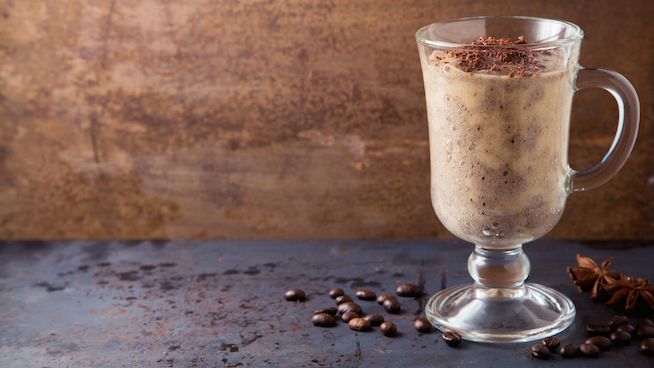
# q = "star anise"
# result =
<box><xmin>606</xmin><ymin>276</ymin><xmax>654</xmax><ymax>312</ymax></box>
<box><xmin>567</xmin><ymin>254</ymin><xmax>622</xmax><ymax>300</ymax></box>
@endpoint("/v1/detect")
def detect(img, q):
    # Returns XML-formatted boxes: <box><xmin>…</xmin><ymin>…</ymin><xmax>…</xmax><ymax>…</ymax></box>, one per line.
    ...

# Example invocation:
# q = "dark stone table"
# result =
<box><xmin>1</xmin><ymin>240</ymin><xmax>653</xmax><ymax>368</ymax></box>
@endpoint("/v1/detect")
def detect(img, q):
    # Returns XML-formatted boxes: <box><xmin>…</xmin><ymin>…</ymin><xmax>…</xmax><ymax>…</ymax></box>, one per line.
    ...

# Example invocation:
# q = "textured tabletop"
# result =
<box><xmin>0</xmin><ymin>240</ymin><xmax>653</xmax><ymax>368</ymax></box>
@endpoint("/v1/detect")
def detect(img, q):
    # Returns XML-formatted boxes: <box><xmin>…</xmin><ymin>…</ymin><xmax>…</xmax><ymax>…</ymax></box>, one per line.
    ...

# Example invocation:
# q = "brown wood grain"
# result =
<box><xmin>0</xmin><ymin>0</ymin><xmax>652</xmax><ymax>239</ymax></box>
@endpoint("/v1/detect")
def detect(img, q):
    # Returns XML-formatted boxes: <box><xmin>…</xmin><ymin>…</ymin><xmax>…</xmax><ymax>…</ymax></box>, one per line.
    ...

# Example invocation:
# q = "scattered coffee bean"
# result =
<box><xmin>383</xmin><ymin>298</ymin><xmax>401</xmax><ymax>314</ymax></box>
<box><xmin>348</xmin><ymin>317</ymin><xmax>371</xmax><ymax>332</ymax></box>
<box><xmin>396</xmin><ymin>283</ymin><xmax>421</xmax><ymax>297</ymax></box>
<box><xmin>312</xmin><ymin>313</ymin><xmax>336</xmax><ymax>327</ymax></box>
<box><xmin>337</xmin><ymin>302</ymin><xmax>362</xmax><ymax>316</ymax></box>
<box><xmin>530</xmin><ymin>343</ymin><xmax>551</xmax><ymax>360</ymax></box>
<box><xmin>542</xmin><ymin>336</ymin><xmax>560</xmax><ymax>351</ymax></box>
<box><xmin>355</xmin><ymin>289</ymin><xmax>376</xmax><ymax>301</ymax></box>
<box><xmin>559</xmin><ymin>343</ymin><xmax>579</xmax><ymax>358</ymax></box>
<box><xmin>586</xmin><ymin>323</ymin><xmax>611</xmax><ymax>336</ymax></box>
<box><xmin>363</xmin><ymin>313</ymin><xmax>384</xmax><ymax>326</ymax></box>
<box><xmin>585</xmin><ymin>336</ymin><xmax>611</xmax><ymax>351</ymax></box>
<box><xmin>579</xmin><ymin>343</ymin><xmax>600</xmax><ymax>357</ymax></box>
<box><xmin>329</xmin><ymin>288</ymin><xmax>345</xmax><ymax>299</ymax></box>
<box><xmin>640</xmin><ymin>338</ymin><xmax>654</xmax><ymax>356</ymax></box>
<box><xmin>637</xmin><ymin>325</ymin><xmax>654</xmax><ymax>338</ymax></box>
<box><xmin>313</xmin><ymin>307</ymin><xmax>337</xmax><ymax>316</ymax></box>
<box><xmin>341</xmin><ymin>311</ymin><xmax>359</xmax><ymax>323</ymax></box>
<box><xmin>284</xmin><ymin>288</ymin><xmax>306</xmax><ymax>301</ymax></box>
<box><xmin>380</xmin><ymin>321</ymin><xmax>397</xmax><ymax>337</ymax></box>
<box><xmin>414</xmin><ymin>317</ymin><xmax>432</xmax><ymax>333</ymax></box>
<box><xmin>616</xmin><ymin>323</ymin><xmax>636</xmax><ymax>334</ymax></box>
<box><xmin>335</xmin><ymin>295</ymin><xmax>353</xmax><ymax>305</ymax></box>
<box><xmin>609</xmin><ymin>330</ymin><xmax>631</xmax><ymax>345</ymax></box>
<box><xmin>442</xmin><ymin>331</ymin><xmax>461</xmax><ymax>347</ymax></box>
<box><xmin>377</xmin><ymin>293</ymin><xmax>395</xmax><ymax>305</ymax></box>
<box><xmin>608</xmin><ymin>315</ymin><xmax>629</xmax><ymax>329</ymax></box>
<box><xmin>638</xmin><ymin>318</ymin><xmax>654</xmax><ymax>329</ymax></box>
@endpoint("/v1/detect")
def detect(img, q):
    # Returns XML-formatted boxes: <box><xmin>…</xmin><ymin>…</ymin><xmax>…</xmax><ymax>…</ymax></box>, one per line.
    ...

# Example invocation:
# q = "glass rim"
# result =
<box><xmin>415</xmin><ymin>16</ymin><xmax>584</xmax><ymax>49</ymax></box>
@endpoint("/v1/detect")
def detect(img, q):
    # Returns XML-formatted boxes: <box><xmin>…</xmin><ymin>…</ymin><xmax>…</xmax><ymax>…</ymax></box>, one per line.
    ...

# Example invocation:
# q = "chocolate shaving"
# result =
<box><xmin>437</xmin><ymin>35</ymin><xmax>548</xmax><ymax>76</ymax></box>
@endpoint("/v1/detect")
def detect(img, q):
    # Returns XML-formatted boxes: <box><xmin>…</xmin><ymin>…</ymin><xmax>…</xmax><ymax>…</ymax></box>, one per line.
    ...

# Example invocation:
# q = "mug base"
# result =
<box><xmin>425</xmin><ymin>283</ymin><xmax>575</xmax><ymax>343</ymax></box>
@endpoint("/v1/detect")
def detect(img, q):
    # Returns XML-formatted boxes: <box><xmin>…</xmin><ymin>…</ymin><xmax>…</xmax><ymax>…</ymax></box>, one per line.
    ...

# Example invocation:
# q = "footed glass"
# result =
<box><xmin>416</xmin><ymin>16</ymin><xmax>639</xmax><ymax>343</ymax></box>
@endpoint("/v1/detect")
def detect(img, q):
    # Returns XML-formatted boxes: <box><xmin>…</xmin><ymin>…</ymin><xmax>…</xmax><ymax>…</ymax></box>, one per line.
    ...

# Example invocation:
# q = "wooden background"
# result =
<box><xmin>0</xmin><ymin>0</ymin><xmax>652</xmax><ymax>240</ymax></box>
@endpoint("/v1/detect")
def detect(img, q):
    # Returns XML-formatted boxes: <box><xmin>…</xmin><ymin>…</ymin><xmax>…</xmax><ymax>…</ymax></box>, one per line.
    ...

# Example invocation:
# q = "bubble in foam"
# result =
<box><xmin>482</xmin><ymin>228</ymin><xmax>493</xmax><ymax>237</ymax></box>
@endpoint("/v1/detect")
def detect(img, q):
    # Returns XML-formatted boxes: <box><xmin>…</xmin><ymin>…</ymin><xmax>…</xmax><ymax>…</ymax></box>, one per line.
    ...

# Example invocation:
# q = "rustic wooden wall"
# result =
<box><xmin>0</xmin><ymin>0</ymin><xmax>652</xmax><ymax>240</ymax></box>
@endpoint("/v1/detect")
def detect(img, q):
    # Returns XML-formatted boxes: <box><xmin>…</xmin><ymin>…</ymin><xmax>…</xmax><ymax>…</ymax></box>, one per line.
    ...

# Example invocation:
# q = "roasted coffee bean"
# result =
<box><xmin>559</xmin><ymin>343</ymin><xmax>579</xmax><ymax>358</ymax></box>
<box><xmin>335</xmin><ymin>295</ymin><xmax>353</xmax><ymax>305</ymax></box>
<box><xmin>586</xmin><ymin>323</ymin><xmax>611</xmax><ymax>336</ymax></box>
<box><xmin>609</xmin><ymin>330</ymin><xmax>631</xmax><ymax>345</ymax></box>
<box><xmin>314</xmin><ymin>307</ymin><xmax>337</xmax><ymax>316</ymax></box>
<box><xmin>337</xmin><ymin>302</ymin><xmax>362</xmax><ymax>316</ymax></box>
<box><xmin>585</xmin><ymin>336</ymin><xmax>611</xmax><ymax>351</ymax></box>
<box><xmin>284</xmin><ymin>288</ymin><xmax>306</xmax><ymax>301</ymax></box>
<box><xmin>640</xmin><ymin>338</ymin><xmax>654</xmax><ymax>356</ymax></box>
<box><xmin>312</xmin><ymin>313</ymin><xmax>336</xmax><ymax>327</ymax></box>
<box><xmin>542</xmin><ymin>336</ymin><xmax>560</xmax><ymax>351</ymax></box>
<box><xmin>363</xmin><ymin>313</ymin><xmax>384</xmax><ymax>326</ymax></box>
<box><xmin>638</xmin><ymin>318</ymin><xmax>654</xmax><ymax>329</ymax></box>
<box><xmin>608</xmin><ymin>315</ymin><xmax>629</xmax><ymax>329</ymax></box>
<box><xmin>329</xmin><ymin>288</ymin><xmax>345</xmax><ymax>299</ymax></box>
<box><xmin>348</xmin><ymin>317</ymin><xmax>371</xmax><ymax>332</ymax></box>
<box><xmin>377</xmin><ymin>293</ymin><xmax>395</xmax><ymax>305</ymax></box>
<box><xmin>530</xmin><ymin>343</ymin><xmax>551</xmax><ymax>360</ymax></box>
<box><xmin>355</xmin><ymin>289</ymin><xmax>376</xmax><ymax>301</ymax></box>
<box><xmin>396</xmin><ymin>283</ymin><xmax>421</xmax><ymax>297</ymax></box>
<box><xmin>414</xmin><ymin>317</ymin><xmax>432</xmax><ymax>333</ymax></box>
<box><xmin>442</xmin><ymin>331</ymin><xmax>461</xmax><ymax>347</ymax></box>
<box><xmin>341</xmin><ymin>311</ymin><xmax>359</xmax><ymax>323</ymax></box>
<box><xmin>380</xmin><ymin>321</ymin><xmax>397</xmax><ymax>337</ymax></box>
<box><xmin>383</xmin><ymin>298</ymin><xmax>401</xmax><ymax>314</ymax></box>
<box><xmin>579</xmin><ymin>343</ymin><xmax>600</xmax><ymax>357</ymax></box>
<box><xmin>616</xmin><ymin>323</ymin><xmax>636</xmax><ymax>334</ymax></box>
<box><xmin>637</xmin><ymin>325</ymin><xmax>654</xmax><ymax>338</ymax></box>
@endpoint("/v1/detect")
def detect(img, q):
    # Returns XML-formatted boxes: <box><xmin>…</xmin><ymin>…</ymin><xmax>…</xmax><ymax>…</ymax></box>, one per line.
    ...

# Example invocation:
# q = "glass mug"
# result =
<box><xmin>416</xmin><ymin>16</ymin><xmax>639</xmax><ymax>342</ymax></box>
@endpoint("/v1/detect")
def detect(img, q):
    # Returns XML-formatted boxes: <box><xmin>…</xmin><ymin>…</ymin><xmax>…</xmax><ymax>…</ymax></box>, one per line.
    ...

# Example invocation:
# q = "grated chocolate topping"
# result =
<box><xmin>429</xmin><ymin>36</ymin><xmax>552</xmax><ymax>76</ymax></box>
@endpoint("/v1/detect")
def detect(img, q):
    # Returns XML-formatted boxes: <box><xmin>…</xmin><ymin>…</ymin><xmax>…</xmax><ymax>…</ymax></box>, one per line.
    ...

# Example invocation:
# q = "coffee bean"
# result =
<box><xmin>382</xmin><ymin>298</ymin><xmax>401</xmax><ymax>314</ymax></box>
<box><xmin>442</xmin><ymin>331</ymin><xmax>461</xmax><ymax>347</ymax></box>
<box><xmin>609</xmin><ymin>330</ymin><xmax>631</xmax><ymax>345</ymax></box>
<box><xmin>312</xmin><ymin>313</ymin><xmax>336</xmax><ymax>327</ymax></box>
<box><xmin>616</xmin><ymin>323</ymin><xmax>636</xmax><ymax>334</ymax></box>
<box><xmin>608</xmin><ymin>315</ymin><xmax>629</xmax><ymax>329</ymax></box>
<box><xmin>586</xmin><ymin>323</ymin><xmax>611</xmax><ymax>336</ymax></box>
<box><xmin>640</xmin><ymin>338</ymin><xmax>654</xmax><ymax>356</ymax></box>
<box><xmin>314</xmin><ymin>307</ymin><xmax>337</xmax><ymax>316</ymax></box>
<box><xmin>638</xmin><ymin>318</ymin><xmax>654</xmax><ymax>329</ymax></box>
<box><xmin>335</xmin><ymin>295</ymin><xmax>353</xmax><ymax>305</ymax></box>
<box><xmin>377</xmin><ymin>293</ymin><xmax>396</xmax><ymax>305</ymax></box>
<box><xmin>329</xmin><ymin>288</ymin><xmax>345</xmax><ymax>299</ymax></box>
<box><xmin>337</xmin><ymin>302</ymin><xmax>362</xmax><ymax>316</ymax></box>
<box><xmin>363</xmin><ymin>313</ymin><xmax>384</xmax><ymax>326</ymax></box>
<box><xmin>355</xmin><ymin>289</ymin><xmax>376</xmax><ymax>301</ymax></box>
<box><xmin>579</xmin><ymin>343</ymin><xmax>600</xmax><ymax>357</ymax></box>
<box><xmin>414</xmin><ymin>317</ymin><xmax>432</xmax><ymax>333</ymax></box>
<box><xmin>396</xmin><ymin>283</ymin><xmax>421</xmax><ymax>297</ymax></box>
<box><xmin>559</xmin><ymin>343</ymin><xmax>579</xmax><ymax>358</ymax></box>
<box><xmin>530</xmin><ymin>343</ymin><xmax>551</xmax><ymax>360</ymax></box>
<box><xmin>380</xmin><ymin>321</ymin><xmax>397</xmax><ymax>337</ymax></box>
<box><xmin>542</xmin><ymin>336</ymin><xmax>560</xmax><ymax>351</ymax></box>
<box><xmin>348</xmin><ymin>317</ymin><xmax>371</xmax><ymax>332</ymax></box>
<box><xmin>585</xmin><ymin>336</ymin><xmax>611</xmax><ymax>351</ymax></box>
<box><xmin>341</xmin><ymin>311</ymin><xmax>359</xmax><ymax>322</ymax></box>
<box><xmin>284</xmin><ymin>288</ymin><xmax>306</xmax><ymax>301</ymax></box>
<box><xmin>637</xmin><ymin>325</ymin><xmax>654</xmax><ymax>338</ymax></box>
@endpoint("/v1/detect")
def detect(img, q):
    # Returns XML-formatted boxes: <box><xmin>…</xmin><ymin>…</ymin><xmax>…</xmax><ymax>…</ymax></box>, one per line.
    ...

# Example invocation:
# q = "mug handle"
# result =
<box><xmin>570</xmin><ymin>68</ymin><xmax>640</xmax><ymax>192</ymax></box>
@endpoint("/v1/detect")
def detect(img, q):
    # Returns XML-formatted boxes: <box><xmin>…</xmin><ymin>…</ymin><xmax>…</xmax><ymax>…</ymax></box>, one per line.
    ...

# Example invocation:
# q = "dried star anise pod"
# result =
<box><xmin>606</xmin><ymin>276</ymin><xmax>654</xmax><ymax>312</ymax></box>
<box><xmin>567</xmin><ymin>254</ymin><xmax>622</xmax><ymax>300</ymax></box>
